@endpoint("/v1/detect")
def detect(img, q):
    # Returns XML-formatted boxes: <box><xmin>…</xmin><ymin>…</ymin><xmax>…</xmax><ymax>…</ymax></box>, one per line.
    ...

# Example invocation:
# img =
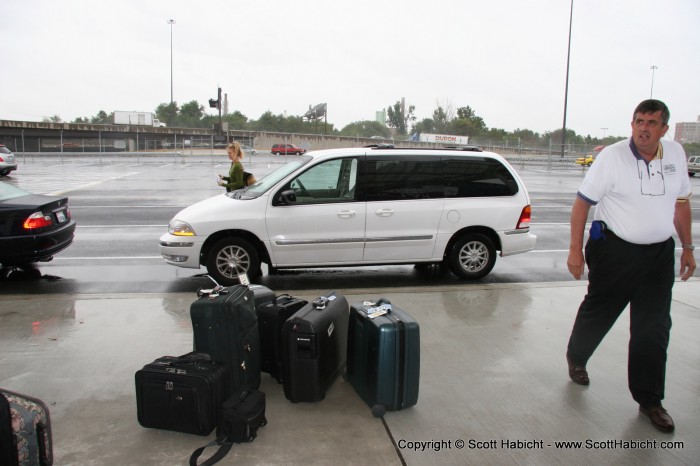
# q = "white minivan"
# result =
<box><xmin>159</xmin><ymin>146</ymin><xmax>536</xmax><ymax>285</ymax></box>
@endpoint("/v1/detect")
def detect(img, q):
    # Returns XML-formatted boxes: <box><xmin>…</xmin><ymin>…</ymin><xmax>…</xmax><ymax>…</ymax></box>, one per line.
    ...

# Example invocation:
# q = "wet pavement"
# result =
<box><xmin>1</xmin><ymin>280</ymin><xmax>699</xmax><ymax>465</ymax></box>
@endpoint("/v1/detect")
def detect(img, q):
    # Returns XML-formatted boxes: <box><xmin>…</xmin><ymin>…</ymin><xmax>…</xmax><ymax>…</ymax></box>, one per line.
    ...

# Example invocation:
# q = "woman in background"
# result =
<box><xmin>218</xmin><ymin>141</ymin><xmax>246</xmax><ymax>192</ymax></box>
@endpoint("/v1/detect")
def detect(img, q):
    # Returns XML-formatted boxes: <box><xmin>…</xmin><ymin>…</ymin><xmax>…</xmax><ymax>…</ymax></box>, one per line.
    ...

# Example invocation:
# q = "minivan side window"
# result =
<box><xmin>365</xmin><ymin>158</ymin><xmax>443</xmax><ymax>201</ymax></box>
<box><xmin>281</xmin><ymin>157</ymin><xmax>358</xmax><ymax>205</ymax></box>
<box><xmin>443</xmin><ymin>158</ymin><xmax>519</xmax><ymax>197</ymax></box>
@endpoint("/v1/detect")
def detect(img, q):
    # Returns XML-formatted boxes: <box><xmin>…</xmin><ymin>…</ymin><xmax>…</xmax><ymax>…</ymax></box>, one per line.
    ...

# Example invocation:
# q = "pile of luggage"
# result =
<box><xmin>1</xmin><ymin>282</ymin><xmax>420</xmax><ymax>466</ymax></box>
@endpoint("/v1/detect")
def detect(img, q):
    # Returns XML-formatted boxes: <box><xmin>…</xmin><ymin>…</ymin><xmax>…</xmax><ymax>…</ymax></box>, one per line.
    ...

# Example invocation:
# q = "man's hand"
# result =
<box><xmin>568</xmin><ymin>249</ymin><xmax>585</xmax><ymax>280</ymax></box>
<box><xmin>679</xmin><ymin>250</ymin><xmax>696</xmax><ymax>281</ymax></box>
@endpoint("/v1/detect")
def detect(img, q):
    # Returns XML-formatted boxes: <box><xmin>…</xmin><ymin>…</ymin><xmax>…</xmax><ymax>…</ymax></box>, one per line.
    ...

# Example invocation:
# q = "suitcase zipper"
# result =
<box><xmin>384</xmin><ymin>312</ymin><xmax>406</xmax><ymax>409</ymax></box>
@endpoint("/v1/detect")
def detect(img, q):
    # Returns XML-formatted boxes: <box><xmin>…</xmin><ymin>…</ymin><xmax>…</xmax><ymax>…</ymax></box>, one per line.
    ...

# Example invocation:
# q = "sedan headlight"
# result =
<box><xmin>168</xmin><ymin>219</ymin><xmax>196</xmax><ymax>236</ymax></box>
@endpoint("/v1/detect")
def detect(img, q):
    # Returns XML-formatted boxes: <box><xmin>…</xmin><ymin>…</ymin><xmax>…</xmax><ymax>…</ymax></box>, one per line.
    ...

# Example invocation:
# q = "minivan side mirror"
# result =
<box><xmin>276</xmin><ymin>189</ymin><xmax>297</xmax><ymax>205</ymax></box>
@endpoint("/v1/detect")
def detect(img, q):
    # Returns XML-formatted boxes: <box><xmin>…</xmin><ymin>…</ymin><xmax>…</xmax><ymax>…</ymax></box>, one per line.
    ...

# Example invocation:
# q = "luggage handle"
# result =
<box><xmin>274</xmin><ymin>294</ymin><xmax>293</xmax><ymax>303</ymax></box>
<box><xmin>312</xmin><ymin>292</ymin><xmax>337</xmax><ymax>310</ymax></box>
<box><xmin>168</xmin><ymin>352</ymin><xmax>212</xmax><ymax>366</ymax></box>
<box><xmin>196</xmin><ymin>276</ymin><xmax>230</xmax><ymax>299</ymax></box>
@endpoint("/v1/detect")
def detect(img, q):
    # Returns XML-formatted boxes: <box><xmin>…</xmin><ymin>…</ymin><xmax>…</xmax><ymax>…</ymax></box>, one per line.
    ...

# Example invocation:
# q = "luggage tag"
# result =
<box><xmin>364</xmin><ymin>303</ymin><xmax>392</xmax><ymax>319</ymax></box>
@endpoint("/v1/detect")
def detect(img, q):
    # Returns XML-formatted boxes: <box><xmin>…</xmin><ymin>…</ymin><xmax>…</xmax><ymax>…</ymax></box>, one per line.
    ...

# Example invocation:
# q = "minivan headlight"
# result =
<box><xmin>169</xmin><ymin>219</ymin><xmax>196</xmax><ymax>236</ymax></box>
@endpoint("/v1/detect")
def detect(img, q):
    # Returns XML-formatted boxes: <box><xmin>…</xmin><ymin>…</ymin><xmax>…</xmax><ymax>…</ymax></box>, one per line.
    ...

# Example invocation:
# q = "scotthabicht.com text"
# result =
<box><xmin>396</xmin><ymin>438</ymin><xmax>684</xmax><ymax>452</ymax></box>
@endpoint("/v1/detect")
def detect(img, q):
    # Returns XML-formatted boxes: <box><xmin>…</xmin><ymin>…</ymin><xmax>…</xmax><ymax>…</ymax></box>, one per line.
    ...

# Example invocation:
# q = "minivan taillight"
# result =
<box><xmin>516</xmin><ymin>205</ymin><xmax>531</xmax><ymax>229</ymax></box>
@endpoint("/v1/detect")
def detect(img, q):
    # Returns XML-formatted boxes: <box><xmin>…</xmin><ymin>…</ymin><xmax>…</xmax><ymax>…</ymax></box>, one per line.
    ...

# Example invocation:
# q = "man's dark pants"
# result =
<box><xmin>567</xmin><ymin>236</ymin><xmax>675</xmax><ymax>407</ymax></box>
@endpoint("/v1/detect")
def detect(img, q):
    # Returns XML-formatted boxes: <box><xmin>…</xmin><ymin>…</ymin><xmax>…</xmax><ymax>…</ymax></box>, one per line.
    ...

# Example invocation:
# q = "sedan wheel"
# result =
<box><xmin>448</xmin><ymin>233</ymin><xmax>496</xmax><ymax>280</ymax></box>
<box><xmin>205</xmin><ymin>237</ymin><xmax>260</xmax><ymax>285</ymax></box>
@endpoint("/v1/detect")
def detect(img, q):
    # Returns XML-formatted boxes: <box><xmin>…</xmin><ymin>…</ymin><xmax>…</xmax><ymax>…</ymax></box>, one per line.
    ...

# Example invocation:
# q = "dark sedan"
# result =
<box><xmin>0</xmin><ymin>182</ymin><xmax>76</xmax><ymax>267</ymax></box>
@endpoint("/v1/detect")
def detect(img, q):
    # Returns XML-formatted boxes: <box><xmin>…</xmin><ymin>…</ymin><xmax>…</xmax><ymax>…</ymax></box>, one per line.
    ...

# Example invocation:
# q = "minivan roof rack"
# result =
<box><xmin>364</xmin><ymin>145</ymin><xmax>483</xmax><ymax>152</ymax></box>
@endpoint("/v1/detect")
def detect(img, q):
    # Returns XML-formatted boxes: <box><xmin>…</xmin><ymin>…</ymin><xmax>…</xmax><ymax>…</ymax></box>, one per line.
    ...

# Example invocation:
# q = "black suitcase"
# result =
<box><xmin>135</xmin><ymin>352</ymin><xmax>229</xmax><ymax>436</ymax></box>
<box><xmin>281</xmin><ymin>293</ymin><xmax>349</xmax><ymax>402</ymax></box>
<box><xmin>191</xmin><ymin>285</ymin><xmax>261</xmax><ymax>393</ymax></box>
<box><xmin>257</xmin><ymin>294</ymin><xmax>309</xmax><ymax>383</ymax></box>
<box><xmin>1</xmin><ymin>388</ymin><xmax>53</xmax><ymax>466</ymax></box>
<box><xmin>346</xmin><ymin>299</ymin><xmax>420</xmax><ymax>417</ymax></box>
<box><xmin>249</xmin><ymin>284</ymin><xmax>276</xmax><ymax>309</ymax></box>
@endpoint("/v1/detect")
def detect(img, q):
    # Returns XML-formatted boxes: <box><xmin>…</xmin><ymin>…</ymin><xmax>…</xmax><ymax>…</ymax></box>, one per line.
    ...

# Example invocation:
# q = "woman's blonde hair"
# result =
<box><xmin>227</xmin><ymin>141</ymin><xmax>244</xmax><ymax>160</ymax></box>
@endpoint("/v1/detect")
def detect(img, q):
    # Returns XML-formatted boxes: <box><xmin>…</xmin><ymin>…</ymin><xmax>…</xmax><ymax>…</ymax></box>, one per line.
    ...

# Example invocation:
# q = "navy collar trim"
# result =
<box><xmin>629</xmin><ymin>139</ymin><xmax>644</xmax><ymax>161</ymax></box>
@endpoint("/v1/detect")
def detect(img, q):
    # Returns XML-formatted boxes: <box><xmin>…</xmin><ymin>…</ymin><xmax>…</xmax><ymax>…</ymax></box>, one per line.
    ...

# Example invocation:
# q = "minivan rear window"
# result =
<box><xmin>443</xmin><ymin>158</ymin><xmax>519</xmax><ymax>197</ymax></box>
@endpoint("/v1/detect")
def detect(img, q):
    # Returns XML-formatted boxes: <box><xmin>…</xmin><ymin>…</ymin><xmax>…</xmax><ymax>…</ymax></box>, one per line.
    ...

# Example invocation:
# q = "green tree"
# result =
<box><xmin>511</xmin><ymin>128</ymin><xmax>541</xmax><ymax>146</ymax></box>
<box><xmin>72</xmin><ymin>110</ymin><xmax>112</xmax><ymax>124</ymax></box>
<box><xmin>682</xmin><ymin>142</ymin><xmax>700</xmax><ymax>156</ymax></box>
<box><xmin>412</xmin><ymin>118</ymin><xmax>435</xmax><ymax>135</ymax></box>
<box><xmin>91</xmin><ymin>110</ymin><xmax>112</xmax><ymax>124</ymax></box>
<box><xmin>386</xmin><ymin>100</ymin><xmax>416</xmax><ymax>136</ymax></box>
<box><xmin>432</xmin><ymin>106</ymin><xmax>449</xmax><ymax>133</ymax></box>
<box><xmin>223</xmin><ymin>110</ymin><xmax>249</xmax><ymax>129</ymax></box>
<box><xmin>339</xmin><ymin>120</ymin><xmax>388</xmax><ymax>138</ymax></box>
<box><xmin>179</xmin><ymin>100</ymin><xmax>205</xmax><ymax>127</ymax></box>
<box><xmin>250</xmin><ymin>111</ymin><xmax>286</xmax><ymax>132</ymax></box>
<box><xmin>43</xmin><ymin>115</ymin><xmax>63</xmax><ymax>123</ymax></box>
<box><xmin>155</xmin><ymin>102</ymin><xmax>178</xmax><ymax>127</ymax></box>
<box><xmin>450</xmin><ymin>106</ymin><xmax>486</xmax><ymax>137</ymax></box>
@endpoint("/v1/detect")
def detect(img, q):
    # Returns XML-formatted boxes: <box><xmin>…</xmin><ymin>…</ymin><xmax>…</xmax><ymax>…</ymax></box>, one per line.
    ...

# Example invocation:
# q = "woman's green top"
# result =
<box><xmin>221</xmin><ymin>161</ymin><xmax>245</xmax><ymax>192</ymax></box>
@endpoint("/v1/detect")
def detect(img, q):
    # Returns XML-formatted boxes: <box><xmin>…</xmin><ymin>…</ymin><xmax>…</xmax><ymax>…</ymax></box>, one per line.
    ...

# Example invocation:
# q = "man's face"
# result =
<box><xmin>631</xmin><ymin>110</ymin><xmax>669</xmax><ymax>156</ymax></box>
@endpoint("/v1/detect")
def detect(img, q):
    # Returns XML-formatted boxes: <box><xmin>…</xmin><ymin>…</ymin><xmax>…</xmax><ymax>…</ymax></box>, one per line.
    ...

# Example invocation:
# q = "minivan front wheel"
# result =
<box><xmin>448</xmin><ymin>233</ymin><xmax>496</xmax><ymax>280</ymax></box>
<box><xmin>205</xmin><ymin>237</ymin><xmax>260</xmax><ymax>285</ymax></box>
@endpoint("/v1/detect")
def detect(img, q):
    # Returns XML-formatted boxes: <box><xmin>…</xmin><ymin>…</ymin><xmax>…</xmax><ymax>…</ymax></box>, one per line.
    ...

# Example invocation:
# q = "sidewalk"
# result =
<box><xmin>1</xmin><ymin>280</ymin><xmax>698</xmax><ymax>465</ymax></box>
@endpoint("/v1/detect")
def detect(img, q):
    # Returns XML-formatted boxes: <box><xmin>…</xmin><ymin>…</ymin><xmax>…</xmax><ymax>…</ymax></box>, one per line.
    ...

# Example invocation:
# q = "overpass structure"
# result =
<box><xmin>0</xmin><ymin>119</ymin><xmax>429</xmax><ymax>154</ymax></box>
<box><xmin>0</xmin><ymin>120</ymin><xmax>221</xmax><ymax>152</ymax></box>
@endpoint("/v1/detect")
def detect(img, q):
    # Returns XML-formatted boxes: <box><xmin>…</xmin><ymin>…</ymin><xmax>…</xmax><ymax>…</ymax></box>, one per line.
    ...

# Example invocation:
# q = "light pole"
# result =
<box><xmin>560</xmin><ymin>0</ymin><xmax>574</xmax><ymax>159</ymax></box>
<box><xmin>650</xmin><ymin>65</ymin><xmax>658</xmax><ymax>98</ymax></box>
<box><xmin>601</xmin><ymin>127</ymin><xmax>608</xmax><ymax>141</ymax></box>
<box><xmin>167</xmin><ymin>19</ymin><xmax>176</xmax><ymax>126</ymax></box>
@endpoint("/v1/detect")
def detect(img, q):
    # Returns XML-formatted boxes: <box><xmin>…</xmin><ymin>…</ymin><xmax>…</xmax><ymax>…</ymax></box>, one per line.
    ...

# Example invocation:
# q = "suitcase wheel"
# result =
<box><xmin>371</xmin><ymin>404</ymin><xmax>386</xmax><ymax>418</ymax></box>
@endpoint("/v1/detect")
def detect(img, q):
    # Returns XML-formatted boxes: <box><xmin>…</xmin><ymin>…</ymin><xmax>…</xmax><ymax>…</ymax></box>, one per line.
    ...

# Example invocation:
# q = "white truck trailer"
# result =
<box><xmin>114</xmin><ymin>111</ymin><xmax>166</xmax><ymax>127</ymax></box>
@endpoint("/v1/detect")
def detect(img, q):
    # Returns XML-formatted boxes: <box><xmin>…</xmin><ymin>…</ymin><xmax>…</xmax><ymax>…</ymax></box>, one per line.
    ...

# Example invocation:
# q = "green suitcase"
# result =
<box><xmin>346</xmin><ymin>298</ymin><xmax>420</xmax><ymax>417</ymax></box>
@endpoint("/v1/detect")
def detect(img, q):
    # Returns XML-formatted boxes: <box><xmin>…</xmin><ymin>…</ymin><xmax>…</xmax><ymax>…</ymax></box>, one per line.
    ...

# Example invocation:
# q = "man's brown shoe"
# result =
<box><xmin>567</xmin><ymin>356</ymin><xmax>589</xmax><ymax>385</ymax></box>
<box><xmin>640</xmin><ymin>405</ymin><xmax>675</xmax><ymax>433</ymax></box>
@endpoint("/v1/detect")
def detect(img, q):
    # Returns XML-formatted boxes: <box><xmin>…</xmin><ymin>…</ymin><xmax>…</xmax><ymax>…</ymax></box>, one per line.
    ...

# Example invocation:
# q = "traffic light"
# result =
<box><xmin>209</xmin><ymin>87</ymin><xmax>222</xmax><ymax>110</ymax></box>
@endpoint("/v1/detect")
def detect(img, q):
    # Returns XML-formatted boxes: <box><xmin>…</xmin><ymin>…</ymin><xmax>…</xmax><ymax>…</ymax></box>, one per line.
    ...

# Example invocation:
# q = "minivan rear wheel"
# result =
<box><xmin>448</xmin><ymin>233</ymin><xmax>496</xmax><ymax>280</ymax></box>
<box><xmin>205</xmin><ymin>237</ymin><xmax>260</xmax><ymax>286</ymax></box>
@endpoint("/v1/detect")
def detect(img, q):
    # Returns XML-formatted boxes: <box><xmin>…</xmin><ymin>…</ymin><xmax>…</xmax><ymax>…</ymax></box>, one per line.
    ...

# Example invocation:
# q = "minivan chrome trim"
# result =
<box><xmin>275</xmin><ymin>237</ymin><xmax>365</xmax><ymax>246</ymax></box>
<box><xmin>365</xmin><ymin>235</ymin><xmax>433</xmax><ymax>242</ymax></box>
<box><xmin>503</xmin><ymin>229</ymin><xmax>530</xmax><ymax>235</ymax></box>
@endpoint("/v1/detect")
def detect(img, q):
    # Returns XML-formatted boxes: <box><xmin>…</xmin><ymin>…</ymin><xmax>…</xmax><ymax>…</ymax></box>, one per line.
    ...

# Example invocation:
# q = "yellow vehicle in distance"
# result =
<box><xmin>575</xmin><ymin>154</ymin><xmax>595</xmax><ymax>166</ymax></box>
<box><xmin>575</xmin><ymin>145</ymin><xmax>605</xmax><ymax>167</ymax></box>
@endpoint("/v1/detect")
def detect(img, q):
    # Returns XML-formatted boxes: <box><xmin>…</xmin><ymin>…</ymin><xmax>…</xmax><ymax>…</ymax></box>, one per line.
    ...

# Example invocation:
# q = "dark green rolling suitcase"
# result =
<box><xmin>346</xmin><ymin>298</ymin><xmax>420</xmax><ymax>417</ymax></box>
<box><xmin>190</xmin><ymin>285</ymin><xmax>261</xmax><ymax>394</ymax></box>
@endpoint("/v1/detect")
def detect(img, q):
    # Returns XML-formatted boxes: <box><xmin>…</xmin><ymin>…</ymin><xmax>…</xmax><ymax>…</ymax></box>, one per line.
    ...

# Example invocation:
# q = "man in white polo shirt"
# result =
<box><xmin>566</xmin><ymin>99</ymin><xmax>695</xmax><ymax>433</ymax></box>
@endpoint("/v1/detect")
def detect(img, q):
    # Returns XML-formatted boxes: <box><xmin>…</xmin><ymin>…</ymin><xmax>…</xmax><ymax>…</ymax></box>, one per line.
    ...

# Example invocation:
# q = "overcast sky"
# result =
<box><xmin>1</xmin><ymin>0</ymin><xmax>698</xmax><ymax>139</ymax></box>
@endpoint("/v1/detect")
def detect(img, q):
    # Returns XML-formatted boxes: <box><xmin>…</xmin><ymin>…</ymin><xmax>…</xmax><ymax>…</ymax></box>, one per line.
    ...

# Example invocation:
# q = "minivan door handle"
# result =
<box><xmin>337</xmin><ymin>210</ymin><xmax>357</xmax><ymax>219</ymax></box>
<box><xmin>375</xmin><ymin>208</ymin><xmax>394</xmax><ymax>217</ymax></box>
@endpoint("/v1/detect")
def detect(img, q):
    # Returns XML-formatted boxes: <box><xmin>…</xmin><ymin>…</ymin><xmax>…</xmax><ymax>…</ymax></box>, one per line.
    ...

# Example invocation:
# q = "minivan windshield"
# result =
<box><xmin>228</xmin><ymin>156</ymin><xmax>312</xmax><ymax>199</ymax></box>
